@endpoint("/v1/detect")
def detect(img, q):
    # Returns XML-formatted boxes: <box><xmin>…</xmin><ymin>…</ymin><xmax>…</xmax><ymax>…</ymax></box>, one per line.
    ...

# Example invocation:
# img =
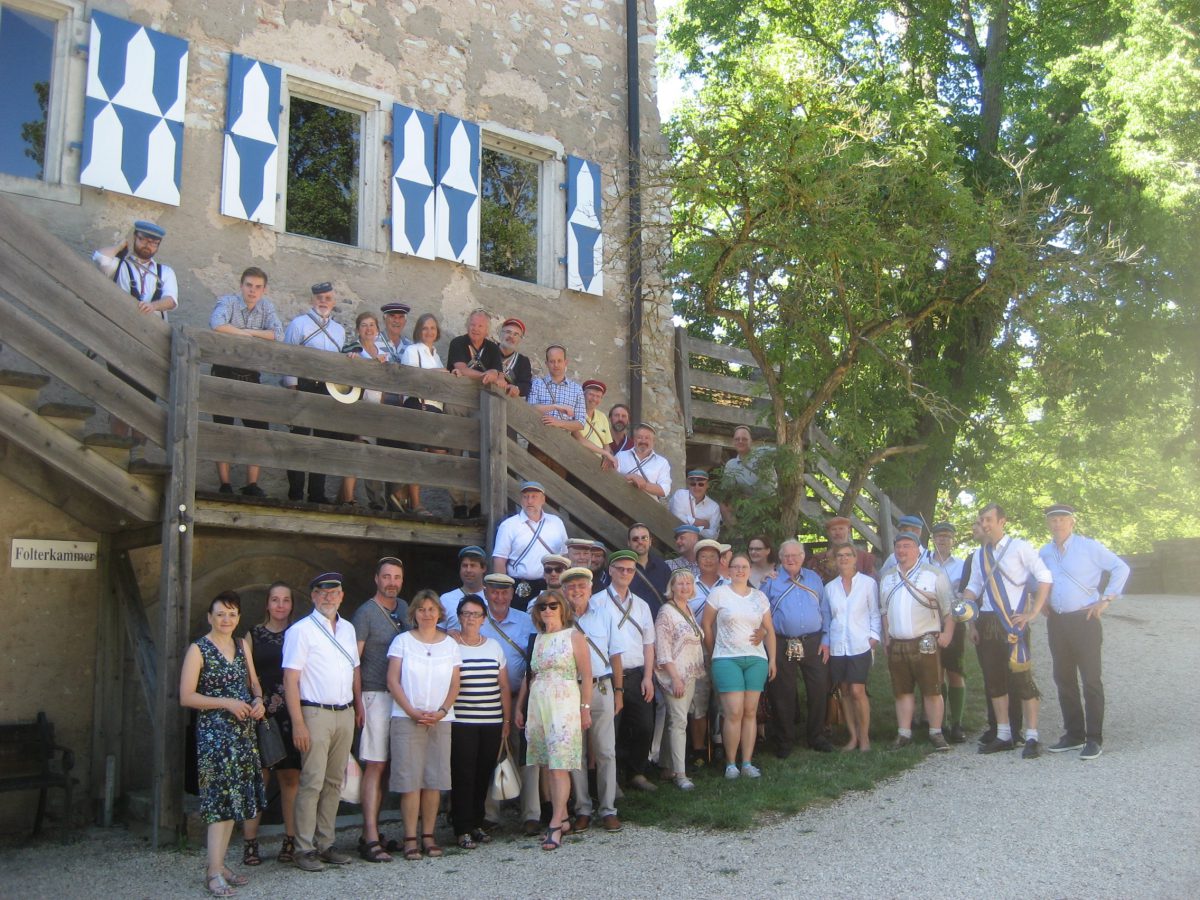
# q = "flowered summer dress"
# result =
<box><xmin>195</xmin><ymin>637</ymin><xmax>266</xmax><ymax>823</ymax></box>
<box><xmin>524</xmin><ymin>628</ymin><xmax>582</xmax><ymax>769</ymax></box>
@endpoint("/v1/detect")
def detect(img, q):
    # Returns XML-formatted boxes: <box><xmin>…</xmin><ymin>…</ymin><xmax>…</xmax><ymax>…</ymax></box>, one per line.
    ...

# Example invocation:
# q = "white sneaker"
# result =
<box><xmin>674</xmin><ymin>776</ymin><xmax>695</xmax><ymax>791</ymax></box>
<box><xmin>724</xmin><ymin>763</ymin><xmax>739</xmax><ymax>779</ymax></box>
<box><xmin>740</xmin><ymin>763</ymin><xmax>762</xmax><ymax>779</ymax></box>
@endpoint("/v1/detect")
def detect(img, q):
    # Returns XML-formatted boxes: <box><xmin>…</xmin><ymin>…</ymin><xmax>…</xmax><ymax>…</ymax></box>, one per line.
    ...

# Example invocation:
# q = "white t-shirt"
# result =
<box><xmin>387</xmin><ymin>631</ymin><xmax>462</xmax><ymax>719</ymax></box>
<box><xmin>706</xmin><ymin>585</ymin><xmax>769</xmax><ymax>660</ymax></box>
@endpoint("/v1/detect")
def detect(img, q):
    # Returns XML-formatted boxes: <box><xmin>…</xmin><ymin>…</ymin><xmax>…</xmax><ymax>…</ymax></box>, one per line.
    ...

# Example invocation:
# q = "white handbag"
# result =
<box><xmin>340</xmin><ymin>754</ymin><xmax>363</xmax><ymax>804</ymax></box>
<box><xmin>488</xmin><ymin>741</ymin><xmax>521</xmax><ymax>801</ymax></box>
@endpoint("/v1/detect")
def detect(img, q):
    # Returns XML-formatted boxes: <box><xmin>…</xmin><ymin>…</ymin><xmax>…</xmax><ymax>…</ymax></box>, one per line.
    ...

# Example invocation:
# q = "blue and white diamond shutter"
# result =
<box><xmin>391</xmin><ymin>104</ymin><xmax>436</xmax><ymax>259</ymax></box>
<box><xmin>221</xmin><ymin>54</ymin><xmax>281</xmax><ymax>224</ymax></box>
<box><xmin>80</xmin><ymin>11</ymin><xmax>189</xmax><ymax>206</ymax></box>
<box><xmin>434</xmin><ymin>115</ymin><xmax>481</xmax><ymax>266</ymax></box>
<box><xmin>566</xmin><ymin>156</ymin><xmax>603</xmax><ymax>295</ymax></box>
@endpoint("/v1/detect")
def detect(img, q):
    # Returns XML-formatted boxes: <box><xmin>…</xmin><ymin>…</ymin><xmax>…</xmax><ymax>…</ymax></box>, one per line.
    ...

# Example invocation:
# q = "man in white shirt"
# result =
<box><xmin>880</xmin><ymin>534</ymin><xmax>956</xmax><ymax>752</ymax></box>
<box><xmin>1039</xmin><ymin>504</ymin><xmax>1130</xmax><ymax>760</ymax></box>
<box><xmin>616</xmin><ymin>424</ymin><xmax>672</xmax><ymax>499</ymax></box>
<box><xmin>564</xmin><ymin>567</ymin><xmax>625</xmax><ymax>834</ymax></box>
<box><xmin>668</xmin><ymin>469</ymin><xmax>723</xmax><ymax>539</ymax></box>
<box><xmin>492</xmin><ymin>482</ymin><xmax>568</xmax><ymax>609</ymax></box>
<box><xmin>282</xmin><ymin>572</ymin><xmax>362</xmax><ymax>871</ymax></box>
<box><xmin>598</xmin><ymin>550</ymin><xmax>657</xmax><ymax>793</ymax></box>
<box><xmin>283</xmin><ymin>282</ymin><xmax>349</xmax><ymax>504</ymax></box>
<box><xmin>963</xmin><ymin>503</ymin><xmax>1054</xmax><ymax>759</ymax></box>
<box><xmin>440</xmin><ymin>546</ymin><xmax>489</xmax><ymax>630</ymax></box>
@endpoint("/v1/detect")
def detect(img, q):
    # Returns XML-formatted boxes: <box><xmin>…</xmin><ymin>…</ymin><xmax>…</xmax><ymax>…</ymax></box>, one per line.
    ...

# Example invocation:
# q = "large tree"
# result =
<box><xmin>665</xmin><ymin>0</ymin><xmax>1198</xmax><ymax>543</ymax></box>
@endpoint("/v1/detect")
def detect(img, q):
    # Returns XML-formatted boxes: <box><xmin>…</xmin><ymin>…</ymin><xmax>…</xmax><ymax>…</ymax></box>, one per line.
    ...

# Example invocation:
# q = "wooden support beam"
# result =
<box><xmin>192</xmin><ymin>499</ymin><xmax>485</xmax><ymax>547</ymax></box>
<box><xmin>679</xmin><ymin>334</ymin><xmax>758</xmax><ymax>368</ymax></box>
<box><xmin>479</xmin><ymin>388</ymin><xmax>508</xmax><ymax>555</ymax></box>
<box><xmin>110</xmin><ymin>524</ymin><xmax>164</xmax><ymax>551</ymax></box>
<box><xmin>803</xmin><ymin>473</ymin><xmax>882</xmax><ymax>549</ymax></box>
<box><xmin>687</xmin><ymin>368</ymin><xmax>766</xmax><ymax>399</ymax></box>
<box><xmin>196</xmin><ymin>375</ymin><xmax>479</xmax><ymax>451</ymax></box>
<box><xmin>0</xmin><ymin>390</ymin><xmax>160</xmax><ymax>522</ymax></box>
<box><xmin>112</xmin><ymin>550</ymin><xmax>158</xmax><ymax>717</ymax></box>
<box><xmin>0</xmin><ymin>295</ymin><xmax>167</xmax><ymax>441</ymax></box>
<box><xmin>673</xmin><ymin>327</ymin><xmax>694</xmax><ymax>436</ymax></box>
<box><xmin>152</xmin><ymin>330</ymin><xmax>199</xmax><ymax>843</ymax></box>
<box><xmin>191</xmin><ymin>328</ymin><xmax>480</xmax><ymax>409</ymax></box>
<box><xmin>196</xmin><ymin>422</ymin><xmax>480</xmax><ymax>491</ymax></box>
<box><xmin>689</xmin><ymin>398</ymin><xmax>763</xmax><ymax>429</ymax></box>
<box><xmin>89</xmin><ymin>536</ymin><xmax>124</xmax><ymax>821</ymax></box>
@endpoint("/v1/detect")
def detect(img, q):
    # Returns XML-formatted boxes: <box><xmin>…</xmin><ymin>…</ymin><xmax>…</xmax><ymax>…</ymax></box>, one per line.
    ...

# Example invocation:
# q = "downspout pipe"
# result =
<box><xmin>626</xmin><ymin>0</ymin><xmax>644</xmax><ymax>425</ymax></box>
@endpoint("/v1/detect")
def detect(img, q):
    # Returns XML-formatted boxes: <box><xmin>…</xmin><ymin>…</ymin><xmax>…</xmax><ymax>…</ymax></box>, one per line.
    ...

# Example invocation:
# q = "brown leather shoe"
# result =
<box><xmin>571</xmin><ymin>814</ymin><xmax>591</xmax><ymax>833</ymax></box>
<box><xmin>523</xmin><ymin>819</ymin><xmax>543</xmax><ymax>837</ymax></box>
<box><xmin>601</xmin><ymin>814</ymin><xmax>622</xmax><ymax>833</ymax></box>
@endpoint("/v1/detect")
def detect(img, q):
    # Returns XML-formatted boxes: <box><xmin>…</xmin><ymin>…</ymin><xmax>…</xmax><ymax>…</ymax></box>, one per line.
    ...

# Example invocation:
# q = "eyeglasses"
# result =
<box><xmin>611</xmin><ymin>566</ymin><xmax>636</xmax><ymax>575</ymax></box>
<box><xmin>687</xmin><ymin>479</ymin><xmax>707</xmax><ymax>486</ymax></box>
<box><xmin>537</xmin><ymin>602</ymin><xmax>561</xmax><ymax>612</ymax></box>
<box><xmin>459</xmin><ymin>611</ymin><xmax>485</xmax><ymax>619</ymax></box>
<box><xmin>543</xmin><ymin>566</ymin><xmax>566</xmax><ymax>573</ymax></box>
<box><xmin>134</xmin><ymin>232</ymin><xmax>162</xmax><ymax>244</ymax></box>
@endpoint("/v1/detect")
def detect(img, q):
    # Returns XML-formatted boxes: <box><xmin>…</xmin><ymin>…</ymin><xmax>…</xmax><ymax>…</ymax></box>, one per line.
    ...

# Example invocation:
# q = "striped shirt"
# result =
<box><xmin>453</xmin><ymin>638</ymin><xmax>506</xmax><ymax>725</ymax></box>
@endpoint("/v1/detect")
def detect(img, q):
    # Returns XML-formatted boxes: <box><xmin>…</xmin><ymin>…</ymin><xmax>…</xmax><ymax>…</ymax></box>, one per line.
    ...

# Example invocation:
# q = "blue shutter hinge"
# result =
<box><xmin>557</xmin><ymin>257</ymin><xmax>568</xmax><ymax>266</ymax></box>
<box><xmin>558</xmin><ymin>182</ymin><xmax>567</xmax><ymax>190</ymax></box>
<box><xmin>74</xmin><ymin>43</ymin><xmax>89</xmax><ymax>56</ymax></box>
<box><xmin>382</xmin><ymin>134</ymin><xmax>393</xmax><ymax>145</ymax></box>
<box><xmin>67</xmin><ymin>141</ymin><xmax>83</xmax><ymax>151</ymax></box>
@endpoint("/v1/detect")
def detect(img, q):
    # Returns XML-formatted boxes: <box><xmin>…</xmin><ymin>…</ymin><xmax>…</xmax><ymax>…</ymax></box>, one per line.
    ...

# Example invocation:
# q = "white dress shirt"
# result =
<box><xmin>966</xmin><ymin>535</ymin><xmax>1053</xmax><ymax>612</ymax></box>
<box><xmin>880</xmin><ymin>562</ymin><xmax>953</xmax><ymax>639</ymax></box>
<box><xmin>668</xmin><ymin>489</ymin><xmax>723</xmax><ymax>539</ymax></box>
<box><xmin>616</xmin><ymin>448</ymin><xmax>672</xmax><ymax>498</ymax></box>
<box><xmin>493</xmin><ymin>510</ymin><xmax>569</xmax><ymax>580</ymax></box>
<box><xmin>281</xmin><ymin>612</ymin><xmax>360</xmax><ymax>705</ymax></box>
<box><xmin>597</xmin><ymin>587</ymin><xmax>654</xmax><ymax>667</ymax></box>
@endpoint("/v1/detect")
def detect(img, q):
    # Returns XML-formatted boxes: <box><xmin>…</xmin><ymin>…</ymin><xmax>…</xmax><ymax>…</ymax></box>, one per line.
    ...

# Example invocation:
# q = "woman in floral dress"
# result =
<box><xmin>180</xmin><ymin>591</ymin><xmax>267</xmax><ymax>897</ymax></box>
<box><xmin>516</xmin><ymin>590</ymin><xmax>592</xmax><ymax>851</ymax></box>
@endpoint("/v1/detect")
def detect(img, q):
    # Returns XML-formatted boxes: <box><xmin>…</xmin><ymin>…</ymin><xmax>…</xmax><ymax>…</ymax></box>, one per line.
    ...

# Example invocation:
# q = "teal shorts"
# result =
<box><xmin>711</xmin><ymin>656</ymin><xmax>769</xmax><ymax>693</ymax></box>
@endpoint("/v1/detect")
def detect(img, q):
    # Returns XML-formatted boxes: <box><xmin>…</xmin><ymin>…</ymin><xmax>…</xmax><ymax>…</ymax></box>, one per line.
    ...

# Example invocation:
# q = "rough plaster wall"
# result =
<box><xmin>0</xmin><ymin>475</ymin><xmax>100</xmax><ymax>833</ymax></box>
<box><xmin>5</xmin><ymin>0</ymin><xmax>683</xmax><ymax>482</ymax></box>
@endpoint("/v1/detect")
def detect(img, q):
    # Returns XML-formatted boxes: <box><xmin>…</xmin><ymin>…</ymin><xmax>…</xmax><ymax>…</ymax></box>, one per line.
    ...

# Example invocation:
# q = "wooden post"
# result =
<box><xmin>674</xmin><ymin>327</ymin><xmax>694</xmax><ymax>436</ymax></box>
<box><xmin>89</xmin><ymin>536</ymin><xmax>124</xmax><ymax>825</ymax></box>
<box><xmin>879</xmin><ymin>494</ymin><xmax>895</xmax><ymax>555</ymax></box>
<box><xmin>151</xmin><ymin>329</ymin><xmax>199</xmax><ymax>844</ymax></box>
<box><xmin>480</xmin><ymin>387</ymin><xmax>508</xmax><ymax>555</ymax></box>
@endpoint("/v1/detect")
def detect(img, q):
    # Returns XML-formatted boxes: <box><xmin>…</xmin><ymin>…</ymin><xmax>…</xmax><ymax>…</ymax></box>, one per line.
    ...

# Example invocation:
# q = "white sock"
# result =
<box><xmin>997</xmin><ymin>724</ymin><xmax>1012</xmax><ymax>741</ymax></box>
<box><xmin>898</xmin><ymin>728</ymin><xmax>912</xmax><ymax>738</ymax></box>
<box><xmin>1026</xmin><ymin>729</ymin><xmax>1039</xmax><ymax>742</ymax></box>
<box><xmin>929</xmin><ymin>728</ymin><xmax>943</xmax><ymax>735</ymax></box>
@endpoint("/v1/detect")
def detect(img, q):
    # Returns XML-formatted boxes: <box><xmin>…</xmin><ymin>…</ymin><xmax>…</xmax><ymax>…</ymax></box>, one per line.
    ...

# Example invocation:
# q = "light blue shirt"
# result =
<box><xmin>573</xmin><ymin>601</ymin><xmax>622</xmax><ymax>678</ymax></box>
<box><xmin>481</xmin><ymin>606</ymin><xmax>534</xmax><ymax>687</ymax></box>
<box><xmin>762</xmin><ymin>567</ymin><xmax>829</xmax><ymax>639</ymax></box>
<box><xmin>1039</xmin><ymin>535</ymin><xmax>1130</xmax><ymax>613</ymax></box>
<box><xmin>930</xmin><ymin>553</ymin><xmax>965</xmax><ymax>590</ymax></box>
<box><xmin>209</xmin><ymin>293</ymin><xmax>284</xmax><ymax>340</ymax></box>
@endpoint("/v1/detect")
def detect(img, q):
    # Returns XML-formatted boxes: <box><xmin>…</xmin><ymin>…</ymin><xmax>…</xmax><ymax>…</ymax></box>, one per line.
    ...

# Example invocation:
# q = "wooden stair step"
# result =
<box><xmin>38</xmin><ymin>401</ymin><xmax>96</xmax><ymax>438</ymax></box>
<box><xmin>129</xmin><ymin>459</ymin><xmax>171</xmax><ymax>476</ymax></box>
<box><xmin>0</xmin><ymin>369</ymin><xmax>50</xmax><ymax>409</ymax></box>
<box><xmin>84</xmin><ymin>432</ymin><xmax>135</xmax><ymax>465</ymax></box>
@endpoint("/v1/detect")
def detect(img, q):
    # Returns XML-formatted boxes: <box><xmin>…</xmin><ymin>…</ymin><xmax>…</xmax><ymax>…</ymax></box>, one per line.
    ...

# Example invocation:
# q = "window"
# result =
<box><xmin>0</xmin><ymin>0</ymin><xmax>81</xmax><ymax>200</ymax></box>
<box><xmin>0</xmin><ymin>6</ymin><xmax>54</xmax><ymax>180</ymax></box>
<box><xmin>480</xmin><ymin>147</ymin><xmax>539</xmax><ymax>283</ymax></box>
<box><xmin>285</xmin><ymin>97</ymin><xmax>361</xmax><ymax>246</ymax></box>
<box><xmin>477</xmin><ymin>127</ymin><xmax>562</xmax><ymax>287</ymax></box>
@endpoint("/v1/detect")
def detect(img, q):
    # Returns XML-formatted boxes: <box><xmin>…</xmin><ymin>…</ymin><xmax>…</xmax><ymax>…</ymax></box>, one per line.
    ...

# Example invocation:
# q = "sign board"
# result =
<box><xmin>10</xmin><ymin>539</ymin><xmax>100</xmax><ymax>569</ymax></box>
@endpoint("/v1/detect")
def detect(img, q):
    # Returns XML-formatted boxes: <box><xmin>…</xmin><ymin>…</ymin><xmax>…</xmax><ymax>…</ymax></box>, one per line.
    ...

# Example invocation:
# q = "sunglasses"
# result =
<box><xmin>537</xmin><ymin>602</ymin><xmax>561</xmax><ymax>612</ymax></box>
<box><xmin>543</xmin><ymin>565</ymin><xmax>566</xmax><ymax>573</ymax></box>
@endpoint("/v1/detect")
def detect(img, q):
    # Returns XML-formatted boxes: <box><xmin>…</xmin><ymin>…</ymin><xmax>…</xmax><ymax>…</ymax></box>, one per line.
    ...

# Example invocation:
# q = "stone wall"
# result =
<box><xmin>4</xmin><ymin>0</ymin><xmax>684</xmax><ymax>479</ymax></box>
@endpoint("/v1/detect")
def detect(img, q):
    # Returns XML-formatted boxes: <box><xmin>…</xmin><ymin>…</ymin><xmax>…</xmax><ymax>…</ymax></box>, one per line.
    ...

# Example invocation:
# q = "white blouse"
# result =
<box><xmin>400</xmin><ymin>343</ymin><xmax>445</xmax><ymax>410</ymax></box>
<box><xmin>823</xmin><ymin>572</ymin><xmax>881</xmax><ymax>657</ymax></box>
<box><xmin>387</xmin><ymin>631</ymin><xmax>461</xmax><ymax>720</ymax></box>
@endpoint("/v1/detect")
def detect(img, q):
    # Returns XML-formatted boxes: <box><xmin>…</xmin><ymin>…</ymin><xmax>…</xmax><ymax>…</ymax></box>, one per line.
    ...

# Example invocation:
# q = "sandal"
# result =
<box><xmin>414</xmin><ymin>506</ymin><xmax>433</xmax><ymax>517</ymax></box>
<box><xmin>541</xmin><ymin>824</ymin><xmax>564</xmax><ymax>851</ymax></box>
<box><xmin>359</xmin><ymin>839</ymin><xmax>393</xmax><ymax>862</ymax></box>
<box><xmin>456</xmin><ymin>833</ymin><xmax>477</xmax><ymax>850</ymax></box>
<box><xmin>402</xmin><ymin>836</ymin><xmax>421</xmax><ymax>861</ymax></box>
<box><xmin>220</xmin><ymin>870</ymin><xmax>249</xmax><ymax>887</ymax></box>
<box><xmin>471</xmin><ymin>828</ymin><xmax>492</xmax><ymax>845</ymax></box>
<box><xmin>205</xmin><ymin>873</ymin><xmax>235</xmax><ymax>897</ymax></box>
<box><xmin>421</xmin><ymin>833</ymin><xmax>444</xmax><ymax>858</ymax></box>
<box><xmin>241</xmin><ymin>839</ymin><xmax>261</xmax><ymax>867</ymax></box>
<box><xmin>277</xmin><ymin>835</ymin><xmax>295</xmax><ymax>863</ymax></box>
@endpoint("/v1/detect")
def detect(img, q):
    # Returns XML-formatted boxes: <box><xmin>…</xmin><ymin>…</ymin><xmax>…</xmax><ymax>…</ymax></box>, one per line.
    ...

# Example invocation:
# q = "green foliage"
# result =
<box><xmin>479</xmin><ymin>148</ymin><xmax>539</xmax><ymax>283</ymax></box>
<box><xmin>286</xmin><ymin>98</ymin><xmax>360</xmax><ymax>246</ymax></box>
<box><xmin>20</xmin><ymin>81</ymin><xmax>49</xmax><ymax>178</ymax></box>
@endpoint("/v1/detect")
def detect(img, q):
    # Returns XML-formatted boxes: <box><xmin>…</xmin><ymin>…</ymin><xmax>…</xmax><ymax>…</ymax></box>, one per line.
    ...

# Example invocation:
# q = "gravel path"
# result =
<box><xmin>3</xmin><ymin>594</ymin><xmax>1196</xmax><ymax>899</ymax></box>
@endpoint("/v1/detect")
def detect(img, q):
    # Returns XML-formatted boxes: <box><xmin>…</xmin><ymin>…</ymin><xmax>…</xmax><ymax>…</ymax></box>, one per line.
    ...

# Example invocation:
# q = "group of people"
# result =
<box><xmin>182</xmin><ymin>486</ymin><xmax>1129</xmax><ymax>893</ymax></box>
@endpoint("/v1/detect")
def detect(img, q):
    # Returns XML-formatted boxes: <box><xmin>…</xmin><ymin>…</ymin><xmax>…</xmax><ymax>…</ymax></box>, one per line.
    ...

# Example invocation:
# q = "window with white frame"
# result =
<box><xmin>277</xmin><ymin>74</ymin><xmax>384</xmax><ymax>250</ymax></box>
<box><xmin>478</xmin><ymin>127</ymin><xmax>561</xmax><ymax>287</ymax></box>
<box><xmin>0</xmin><ymin>0</ymin><xmax>82</xmax><ymax>196</ymax></box>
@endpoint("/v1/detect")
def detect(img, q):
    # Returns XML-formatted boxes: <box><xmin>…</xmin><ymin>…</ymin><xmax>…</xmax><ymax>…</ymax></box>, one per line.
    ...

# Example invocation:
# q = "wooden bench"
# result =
<box><xmin>0</xmin><ymin>711</ymin><xmax>76</xmax><ymax>840</ymax></box>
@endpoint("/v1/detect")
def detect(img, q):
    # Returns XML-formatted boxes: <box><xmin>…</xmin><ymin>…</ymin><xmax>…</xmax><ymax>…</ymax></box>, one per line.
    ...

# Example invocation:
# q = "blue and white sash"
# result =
<box><xmin>981</xmin><ymin>543</ymin><xmax>1031</xmax><ymax>671</ymax></box>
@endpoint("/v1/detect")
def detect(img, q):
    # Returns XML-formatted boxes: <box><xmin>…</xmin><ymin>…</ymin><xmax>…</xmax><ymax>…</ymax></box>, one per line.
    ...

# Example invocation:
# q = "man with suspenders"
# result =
<box><xmin>668</xmin><ymin>469</ymin><xmax>723</xmax><ymax>539</ymax></box>
<box><xmin>91</xmin><ymin>220</ymin><xmax>178</xmax><ymax>458</ymax></box>
<box><xmin>491</xmin><ymin>481</ymin><xmax>568</xmax><ymax>610</ymax></box>
<box><xmin>615</xmin><ymin>423</ymin><xmax>672</xmax><ymax>499</ymax></box>
<box><xmin>282</xmin><ymin>282</ymin><xmax>350</xmax><ymax>504</ymax></box>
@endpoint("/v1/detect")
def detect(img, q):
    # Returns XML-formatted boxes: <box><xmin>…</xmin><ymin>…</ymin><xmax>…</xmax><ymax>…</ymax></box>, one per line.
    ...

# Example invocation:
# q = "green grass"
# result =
<box><xmin>619</xmin><ymin>648</ymin><xmax>988</xmax><ymax>831</ymax></box>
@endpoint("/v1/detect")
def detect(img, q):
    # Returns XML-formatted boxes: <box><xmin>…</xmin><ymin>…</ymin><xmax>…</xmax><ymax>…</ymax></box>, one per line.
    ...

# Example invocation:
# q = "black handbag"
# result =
<box><xmin>256</xmin><ymin>715</ymin><xmax>287</xmax><ymax>769</ymax></box>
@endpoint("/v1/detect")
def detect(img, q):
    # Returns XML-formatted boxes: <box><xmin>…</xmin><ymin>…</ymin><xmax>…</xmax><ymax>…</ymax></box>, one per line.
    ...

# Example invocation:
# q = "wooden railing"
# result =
<box><xmin>675</xmin><ymin>326</ymin><xmax>902</xmax><ymax>550</ymax></box>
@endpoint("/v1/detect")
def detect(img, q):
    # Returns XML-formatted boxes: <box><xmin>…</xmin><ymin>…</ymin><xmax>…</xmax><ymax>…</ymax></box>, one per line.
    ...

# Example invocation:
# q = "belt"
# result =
<box><xmin>779</xmin><ymin>631</ymin><xmax>821</xmax><ymax>640</ymax></box>
<box><xmin>300</xmin><ymin>700</ymin><xmax>352</xmax><ymax>711</ymax></box>
<box><xmin>580</xmin><ymin>674</ymin><xmax>612</xmax><ymax>683</ymax></box>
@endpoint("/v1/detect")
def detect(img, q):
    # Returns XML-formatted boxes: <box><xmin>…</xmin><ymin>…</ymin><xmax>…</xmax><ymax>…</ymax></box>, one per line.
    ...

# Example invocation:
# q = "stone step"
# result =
<box><xmin>83</xmin><ymin>432</ymin><xmax>135</xmax><ymax>465</ymax></box>
<box><xmin>37</xmin><ymin>401</ymin><xmax>96</xmax><ymax>439</ymax></box>
<box><xmin>0</xmin><ymin>369</ymin><xmax>50</xmax><ymax>409</ymax></box>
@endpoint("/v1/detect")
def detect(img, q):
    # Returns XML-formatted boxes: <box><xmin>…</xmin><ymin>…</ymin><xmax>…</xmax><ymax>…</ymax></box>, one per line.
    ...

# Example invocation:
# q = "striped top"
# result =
<box><xmin>453</xmin><ymin>637</ymin><xmax>506</xmax><ymax>725</ymax></box>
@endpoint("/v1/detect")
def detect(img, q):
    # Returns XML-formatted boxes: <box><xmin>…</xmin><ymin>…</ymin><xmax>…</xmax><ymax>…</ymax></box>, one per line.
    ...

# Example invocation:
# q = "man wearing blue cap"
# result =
<box><xmin>282</xmin><ymin>282</ymin><xmax>349</xmax><ymax>504</ymax></box>
<box><xmin>929</xmin><ymin>522</ymin><xmax>969</xmax><ymax>742</ymax></box>
<box><xmin>492</xmin><ymin>482</ymin><xmax>568</xmax><ymax>610</ymax></box>
<box><xmin>1039</xmin><ymin>504</ymin><xmax>1129</xmax><ymax>760</ymax></box>
<box><xmin>666</xmin><ymin>524</ymin><xmax>702</xmax><ymax>575</ymax></box>
<box><xmin>668</xmin><ymin>470</ymin><xmax>723</xmax><ymax>540</ymax></box>
<box><xmin>92</xmin><ymin>220</ymin><xmax>179</xmax><ymax>457</ymax></box>
<box><xmin>440</xmin><ymin>546</ymin><xmax>489</xmax><ymax>629</ymax></box>
<box><xmin>282</xmin><ymin>572</ymin><xmax>361</xmax><ymax>871</ymax></box>
<box><xmin>881</xmin><ymin>514</ymin><xmax>934</xmax><ymax>570</ymax></box>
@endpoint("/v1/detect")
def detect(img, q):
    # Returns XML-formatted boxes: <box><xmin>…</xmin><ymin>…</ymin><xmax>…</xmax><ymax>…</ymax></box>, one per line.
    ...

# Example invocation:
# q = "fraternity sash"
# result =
<box><xmin>508</xmin><ymin>517</ymin><xmax>551</xmax><ymax>573</ymax></box>
<box><xmin>768</xmin><ymin>576</ymin><xmax>819</xmax><ymax>620</ymax></box>
<box><xmin>981</xmin><ymin>543</ymin><xmax>1032</xmax><ymax>672</ymax></box>
<box><xmin>486</xmin><ymin>614</ymin><xmax>525</xmax><ymax>657</ymax></box>
<box><xmin>633</xmin><ymin>568</ymin><xmax>666</xmax><ymax>609</ymax></box>
<box><xmin>300</xmin><ymin>310</ymin><xmax>338</xmax><ymax>348</ymax></box>
<box><xmin>608</xmin><ymin>588</ymin><xmax>645</xmax><ymax>639</ymax></box>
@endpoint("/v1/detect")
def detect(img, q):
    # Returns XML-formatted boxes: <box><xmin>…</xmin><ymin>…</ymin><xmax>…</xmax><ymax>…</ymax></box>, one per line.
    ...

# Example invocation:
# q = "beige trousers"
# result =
<box><xmin>570</xmin><ymin>680</ymin><xmax>617</xmax><ymax>817</ymax></box>
<box><xmin>294</xmin><ymin>706</ymin><xmax>354</xmax><ymax>854</ymax></box>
